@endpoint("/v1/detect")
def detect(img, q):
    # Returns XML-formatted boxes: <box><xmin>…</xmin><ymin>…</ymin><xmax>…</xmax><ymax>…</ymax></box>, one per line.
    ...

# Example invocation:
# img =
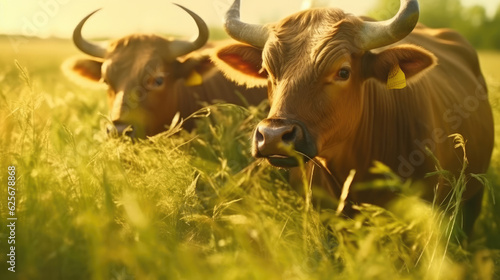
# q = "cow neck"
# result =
<box><xmin>175</xmin><ymin>69</ymin><xmax>244</xmax><ymax>128</ymax></box>
<box><xmin>179</xmin><ymin>68</ymin><xmax>267</xmax><ymax>116</ymax></box>
<box><xmin>326</xmin><ymin>80</ymin><xmax>430</xmax><ymax>184</ymax></box>
<box><xmin>190</xmin><ymin>69</ymin><xmax>229</xmax><ymax>103</ymax></box>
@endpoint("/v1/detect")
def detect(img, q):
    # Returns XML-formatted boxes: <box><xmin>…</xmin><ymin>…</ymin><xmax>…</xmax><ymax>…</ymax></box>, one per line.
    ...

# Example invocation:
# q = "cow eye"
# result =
<box><xmin>153</xmin><ymin>76</ymin><xmax>164</xmax><ymax>86</ymax></box>
<box><xmin>337</xmin><ymin>68</ymin><xmax>351</xmax><ymax>81</ymax></box>
<box><xmin>146</xmin><ymin>75</ymin><xmax>165</xmax><ymax>89</ymax></box>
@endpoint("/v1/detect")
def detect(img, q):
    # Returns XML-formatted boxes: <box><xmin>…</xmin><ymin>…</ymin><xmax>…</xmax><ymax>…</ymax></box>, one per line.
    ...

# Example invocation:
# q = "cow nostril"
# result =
<box><xmin>109</xmin><ymin>122</ymin><xmax>135</xmax><ymax>138</ymax></box>
<box><xmin>282</xmin><ymin>127</ymin><xmax>296</xmax><ymax>143</ymax></box>
<box><xmin>255</xmin><ymin>129</ymin><xmax>264</xmax><ymax>143</ymax></box>
<box><xmin>124</xmin><ymin>129</ymin><xmax>136</xmax><ymax>138</ymax></box>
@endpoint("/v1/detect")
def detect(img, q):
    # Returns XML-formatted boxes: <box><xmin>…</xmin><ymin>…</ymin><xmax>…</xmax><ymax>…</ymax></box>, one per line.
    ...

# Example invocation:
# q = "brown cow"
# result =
<box><xmin>214</xmin><ymin>0</ymin><xmax>494</xmax><ymax>234</ymax></box>
<box><xmin>67</xmin><ymin>4</ymin><xmax>267</xmax><ymax>138</ymax></box>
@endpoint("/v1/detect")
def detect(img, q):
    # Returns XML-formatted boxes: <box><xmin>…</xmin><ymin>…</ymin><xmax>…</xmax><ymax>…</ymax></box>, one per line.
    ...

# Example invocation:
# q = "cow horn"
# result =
<box><xmin>73</xmin><ymin>9</ymin><xmax>107</xmax><ymax>58</ymax></box>
<box><xmin>224</xmin><ymin>0</ymin><xmax>269</xmax><ymax>48</ymax></box>
<box><xmin>169</xmin><ymin>4</ymin><xmax>209</xmax><ymax>58</ymax></box>
<box><xmin>359</xmin><ymin>0</ymin><xmax>419</xmax><ymax>50</ymax></box>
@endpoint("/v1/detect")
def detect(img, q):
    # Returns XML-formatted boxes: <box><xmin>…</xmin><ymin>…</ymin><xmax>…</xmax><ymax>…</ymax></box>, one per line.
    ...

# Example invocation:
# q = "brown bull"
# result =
<box><xmin>214</xmin><ymin>0</ymin><xmax>494</xmax><ymax>234</ymax></box>
<box><xmin>67</xmin><ymin>4</ymin><xmax>266</xmax><ymax>138</ymax></box>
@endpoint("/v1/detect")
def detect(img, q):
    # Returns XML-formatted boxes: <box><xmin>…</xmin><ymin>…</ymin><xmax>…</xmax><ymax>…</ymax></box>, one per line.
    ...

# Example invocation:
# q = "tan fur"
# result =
<box><xmin>65</xmin><ymin>34</ymin><xmax>267</xmax><ymax>137</ymax></box>
<box><xmin>217</xmin><ymin>7</ymin><xmax>494</xmax><ymax>235</ymax></box>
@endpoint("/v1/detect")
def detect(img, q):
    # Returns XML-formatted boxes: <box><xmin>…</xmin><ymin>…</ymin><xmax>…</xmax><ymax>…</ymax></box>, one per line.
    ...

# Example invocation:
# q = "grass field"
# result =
<box><xmin>0</xmin><ymin>36</ymin><xmax>499</xmax><ymax>280</ymax></box>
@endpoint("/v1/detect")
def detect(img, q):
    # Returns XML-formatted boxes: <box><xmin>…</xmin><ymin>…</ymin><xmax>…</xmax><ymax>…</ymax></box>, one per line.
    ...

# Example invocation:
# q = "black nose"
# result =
<box><xmin>255</xmin><ymin>122</ymin><xmax>302</xmax><ymax>154</ymax></box>
<box><xmin>107</xmin><ymin>121</ymin><xmax>135</xmax><ymax>138</ymax></box>
<box><xmin>252</xmin><ymin>118</ymin><xmax>317</xmax><ymax>168</ymax></box>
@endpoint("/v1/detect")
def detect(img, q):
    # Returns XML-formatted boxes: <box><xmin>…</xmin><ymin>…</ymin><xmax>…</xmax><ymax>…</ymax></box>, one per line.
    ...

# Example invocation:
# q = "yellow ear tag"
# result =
<box><xmin>185</xmin><ymin>70</ymin><xmax>203</xmax><ymax>86</ymax></box>
<box><xmin>387</xmin><ymin>64</ymin><xmax>406</xmax><ymax>89</ymax></box>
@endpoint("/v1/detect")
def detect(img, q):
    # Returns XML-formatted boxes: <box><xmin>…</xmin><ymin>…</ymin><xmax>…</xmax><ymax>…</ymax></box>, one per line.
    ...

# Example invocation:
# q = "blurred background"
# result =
<box><xmin>1</xmin><ymin>0</ymin><xmax>499</xmax><ymax>49</ymax></box>
<box><xmin>1</xmin><ymin>1</ymin><xmax>499</xmax><ymax>279</ymax></box>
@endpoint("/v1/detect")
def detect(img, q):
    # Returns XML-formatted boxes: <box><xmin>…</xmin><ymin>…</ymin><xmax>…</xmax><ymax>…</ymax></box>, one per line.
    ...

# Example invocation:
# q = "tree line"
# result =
<box><xmin>368</xmin><ymin>0</ymin><xmax>500</xmax><ymax>49</ymax></box>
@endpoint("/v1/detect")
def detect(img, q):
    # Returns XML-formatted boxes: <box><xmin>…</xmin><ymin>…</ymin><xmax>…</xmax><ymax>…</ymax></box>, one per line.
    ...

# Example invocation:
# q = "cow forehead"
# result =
<box><xmin>105</xmin><ymin>35</ymin><xmax>173</xmax><ymax>69</ymax></box>
<box><xmin>263</xmin><ymin>8</ymin><xmax>362</xmax><ymax>80</ymax></box>
<box><xmin>102</xmin><ymin>41</ymin><xmax>170</xmax><ymax>86</ymax></box>
<box><xmin>108</xmin><ymin>34</ymin><xmax>169</xmax><ymax>54</ymax></box>
<box><xmin>106</xmin><ymin>51</ymin><xmax>164</xmax><ymax>75</ymax></box>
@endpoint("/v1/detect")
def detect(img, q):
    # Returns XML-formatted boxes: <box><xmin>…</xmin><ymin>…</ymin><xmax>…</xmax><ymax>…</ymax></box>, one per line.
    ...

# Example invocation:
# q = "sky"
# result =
<box><xmin>0</xmin><ymin>0</ymin><xmax>499</xmax><ymax>39</ymax></box>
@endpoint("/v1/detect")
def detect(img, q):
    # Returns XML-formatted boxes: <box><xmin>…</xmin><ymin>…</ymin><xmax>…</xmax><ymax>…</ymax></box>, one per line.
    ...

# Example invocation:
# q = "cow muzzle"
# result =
<box><xmin>252</xmin><ymin>118</ymin><xmax>317</xmax><ymax>168</ymax></box>
<box><xmin>107</xmin><ymin>121</ymin><xmax>136</xmax><ymax>138</ymax></box>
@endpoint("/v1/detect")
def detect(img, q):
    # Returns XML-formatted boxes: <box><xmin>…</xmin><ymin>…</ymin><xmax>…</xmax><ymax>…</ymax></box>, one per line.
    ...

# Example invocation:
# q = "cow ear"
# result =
<box><xmin>66</xmin><ymin>58</ymin><xmax>103</xmax><ymax>82</ymax></box>
<box><xmin>212</xmin><ymin>43</ymin><xmax>267</xmax><ymax>88</ymax></box>
<box><xmin>365</xmin><ymin>44</ymin><xmax>437</xmax><ymax>86</ymax></box>
<box><xmin>175</xmin><ymin>55</ymin><xmax>213</xmax><ymax>86</ymax></box>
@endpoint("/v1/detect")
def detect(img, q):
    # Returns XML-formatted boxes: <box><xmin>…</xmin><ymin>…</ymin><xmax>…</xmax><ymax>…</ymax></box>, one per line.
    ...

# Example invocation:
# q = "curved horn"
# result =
<box><xmin>169</xmin><ymin>4</ymin><xmax>209</xmax><ymax>58</ymax></box>
<box><xmin>359</xmin><ymin>0</ymin><xmax>419</xmax><ymax>50</ymax></box>
<box><xmin>73</xmin><ymin>9</ymin><xmax>107</xmax><ymax>58</ymax></box>
<box><xmin>224</xmin><ymin>0</ymin><xmax>269</xmax><ymax>48</ymax></box>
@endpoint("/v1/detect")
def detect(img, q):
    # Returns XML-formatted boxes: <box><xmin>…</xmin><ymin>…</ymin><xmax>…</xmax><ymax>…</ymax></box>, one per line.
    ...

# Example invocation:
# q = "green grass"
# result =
<box><xmin>0</xmin><ymin>37</ymin><xmax>499</xmax><ymax>279</ymax></box>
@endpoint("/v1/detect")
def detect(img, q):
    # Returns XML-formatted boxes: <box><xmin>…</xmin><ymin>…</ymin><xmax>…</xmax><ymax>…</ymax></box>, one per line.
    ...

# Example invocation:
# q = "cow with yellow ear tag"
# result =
<box><xmin>214</xmin><ymin>0</ymin><xmax>494</xmax><ymax>236</ymax></box>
